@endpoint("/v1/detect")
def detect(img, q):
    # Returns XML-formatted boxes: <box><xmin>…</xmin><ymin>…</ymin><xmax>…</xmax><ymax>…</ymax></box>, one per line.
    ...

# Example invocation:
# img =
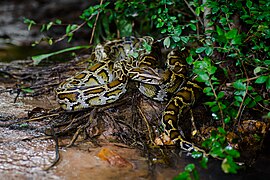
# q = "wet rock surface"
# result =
<box><xmin>0</xmin><ymin>127</ymin><xmax>58</xmax><ymax>179</ymax></box>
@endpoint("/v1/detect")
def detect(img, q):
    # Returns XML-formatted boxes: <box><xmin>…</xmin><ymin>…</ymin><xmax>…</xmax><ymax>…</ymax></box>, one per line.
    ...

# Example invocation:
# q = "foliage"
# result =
<box><xmin>173</xmin><ymin>164</ymin><xmax>199</xmax><ymax>180</ymax></box>
<box><xmin>24</xmin><ymin>0</ymin><xmax>270</xmax><ymax>175</ymax></box>
<box><xmin>202</xmin><ymin>127</ymin><xmax>240</xmax><ymax>173</ymax></box>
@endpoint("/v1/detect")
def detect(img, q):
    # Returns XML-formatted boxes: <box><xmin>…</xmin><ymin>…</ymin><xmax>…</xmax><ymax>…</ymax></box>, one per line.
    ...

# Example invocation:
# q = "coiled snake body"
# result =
<box><xmin>56</xmin><ymin>36</ymin><xmax>207</xmax><ymax>153</ymax></box>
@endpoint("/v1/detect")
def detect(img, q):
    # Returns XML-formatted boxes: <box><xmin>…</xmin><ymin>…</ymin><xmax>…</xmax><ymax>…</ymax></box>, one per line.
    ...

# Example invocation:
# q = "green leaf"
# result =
<box><xmin>200</xmin><ymin>157</ymin><xmax>208</xmax><ymax>169</ymax></box>
<box><xmin>195</xmin><ymin>47</ymin><xmax>206</xmax><ymax>54</ymax></box>
<box><xmin>221</xmin><ymin>6</ymin><xmax>229</xmax><ymax>13</ymax></box>
<box><xmin>208</xmin><ymin>66</ymin><xmax>217</xmax><ymax>75</ymax></box>
<box><xmin>195</xmin><ymin>7</ymin><xmax>201</xmax><ymax>16</ymax></box>
<box><xmin>66</xmin><ymin>24</ymin><xmax>71</xmax><ymax>33</ymax></box>
<box><xmin>207</xmin><ymin>21</ymin><xmax>214</xmax><ymax>27</ymax></box>
<box><xmin>202</xmin><ymin>138</ymin><xmax>212</xmax><ymax>148</ymax></box>
<box><xmin>151</xmin><ymin>15</ymin><xmax>157</xmax><ymax>19</ymax></box>
<box><xmin>218</xmin><ymin>127</ymin><xmax>226</xmax><ymax>135</ymax></box>
<box><xmin>211</xmin><ymin>105</ymin><xmax>219</xmax><ymax>112</ymax></box>
<box><xmin>158</xmin><ymin>8</ymin><xmax>162</xmax><ymax>14</ymax></box>
<box><xmin>221</xmin><ymin>158</ymin><xmax>231</xmax><ymax>173</ymax></box>
<box><xmin>174</xmin><ymin>25</ymin><xmax>182</xmax><ymax>36</ymax></box>
<box><xmin>192</xmin><ymin>151</ymin><xmax>203</xmax><ymax>159</ymax></box>
<box><xmin>210</xmin><ymin>130</ymin><xmax>218</xmax><ymax>138</ymax></box>
<box><xmin>217</xmin><ymin>91</ymin><xmax>225</xmax><ymax>99</ymax></box>
<box><xmin>156</xmin><ymin>21</ymin><xmax>164</xmax><ymax>28</ymax></box>
<box><xmin>20</xmin><ymin>123</ymin><xmax>29</xmax><ymax>128</ymax></box>
<box><xmin>224</xmin><ymin>146</ymin><xmax>240</xmax><ymax>158</ymax></box>
<box><xmin>48</xmin><ymin>38</ymin><xmax>53</xmax><ymax>45</ymax></box>
<box><xmin>231</xmin><ymin>36</ymin><xmax>242</xmax><ymax>45</ymax></box>
<box><xmin>21</xmin><ymin>87</ymin><xmax>34</xmax><ymax>93</ymax></box>
<box><xmin>40</xmin><ymin>24</ymin><xmax>46</xmax><ymax>32</ymax></box>
<box><xmin>216</xmin><ymin>26</ymin><xmax>224</xmax><ymax>36</ymax></box>
<box><xmin>70</xmin><ymin>24</ymin><xmax>78</xmax><ymax>31</ymax></box>
<box><xmin>55</xmin><ymin>19</ymin><xmax>62</xmax><ymax>24</ymax></box>
<box><xmin>161</xmin><ymin>29</ymin><xmax>167</xmax><ymax>33</ymax></box>
<box><xmin>196</xmin><ymin>73</ymin><xmax>209</xmax><ymax>82</ymax></box>
<box><xmin>221</xmin><ymin>156</ymin><xmax>239</xmax><ymax>174</ymax></box>
<box><xmin>267</xmin><ymin>77</ymin><xmax>270</xmax><ymax>89</ymax></box>
<box><xmin>234</xmin><ymin>90</ymin><xmax>245</xmax><ymax>96</ymax></box>
<box><xmin>234</xmin><ymin>96</ymin><xmax>243</xmax><ymax>102</ymax></box>
<box><xmin>254</xmin><ymin>95</ymin><xmax>263</xmax><ymax>102</ymax></box>
<box><xmin>254</xmin><ymin>67</ymin><xmax>261</xmax><ymax>74</ymax></box>
<box><xmin>32</xmin><ymin>45</ymin><xmax>90</xmax><ymax>65</ymax></box>
<box><xmin>210</xmin><ymin>146</ymin><xmax>223</xmax><ymax>158</ymax></box>
<box><xmin>180</xmin><ymin>36</ymin><xmax>189</xmax><ymax>43</ymax></box>
<box><xmin>244</xmin><ymin>97</ymin><xmax>251</xmax><ymax>105</ymax></box>
<box><xmin>185</xmin><ymin>164</ymin><xmax>195</xmax><ymax>172</ymax></box>
<box><xmin>23</xmin><ymin>18</ymin><xmax>36</xmax><ymax>31</ymax></box>
<box><xmin>240</xmin><ymin>14</ymin><xmax>250</xmax><ymax>20</ymax></box>
<box><xmin>189</xmin><ymin>23</ymin><xmax>197</xmax><ymax>31</ymax></box>
<box><xmin>163</xmin><ymin>37</ymin><xmax>171</xmax><ymax>48</ymax></box>
<box><xmin>205</xmin><ymin>101</ymin><xmax>216</xmax><ymax>107</ymax></box>
<box><xmin>186</xmin><ymin>55</ymin><xmax>193</xmax><ymax>65</ymax></box>
<box><xmin>46</xmin><ymin>22</ymin><xmax>53</xmax><ymax>31</ymax></box>
<box><xmin>219</xmin><ymin>17</ymin><xmax>227</xmax><ymax>25</ymax></box>
<box><xmin>246</xmin><ymin>0</ymin><xmax>252</xmax><ymax>9</ymax></box>
<box><xmin>192</xmin><ymin>169</ymin><xmax>199</xmax><ymax>180</ymax></box>
<box><xmin>224</xmin><ymin>117</ymin><xmax>231</xmax><ymax>124</ymax></box>
<box><xmin>173</xmin><ymin>171</ymin><xmax>190</xmax><ymax>180</ymax></box>
<box><xmin>203</xmin><ymin>87</ymin><xmax>212</xmax><ymax>93</ymax></box>
<box><xmin>234</xmin><ymin>101</ymin><xmax>240</xmax><ymax>107</ymax></box>
<box><xmin>233</xmin><ymin>80</ymin><xmax>246</xmax><ymax>90</ymax></box>
<box><xmin>255</xmin><ymin>75</ymin><xmax>268</xmax><ymax>84</ymax></box>
<box><xmin>220</xmin><ymin>103</ymin><xmax>226</xmax><ymax>110</ymax></box>
<box><xmin>264</xmin><ymin>60</ymin><xmax>270</xmax><ymax>65</ymax></box>
<box><xmin>205</xmin><ymin>47</ymin><xmax>213</xmax><ymax>56</ymax></box>
<box><xmin>172</xmin><ymin>36</ymin><xmax>181</xmax><ymax>42</ymax></box>
<box><xmin>226</xmin><ymin>29</ymin><xmax>238</xmax><ymax>39</ymax></box>
<box><xmin>131</xmin><ymin>52</ymin><xmax>138</xmax><ymax>58</ymax></box>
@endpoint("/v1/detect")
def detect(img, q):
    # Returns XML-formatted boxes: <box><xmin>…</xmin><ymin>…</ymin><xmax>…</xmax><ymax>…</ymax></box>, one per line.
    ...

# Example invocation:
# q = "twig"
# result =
<box><xmin>247</xmin><ymin>94</ymin><xmax>270</xmax><ymax>111</ymax></box>
<box><xmin>89</xmin><ymin>0</ymin><xmax>104</xmax><ymax>44</ymax></box>
<box><xmin>54</xmin><ymin>15</ymin><xmax>94</xmax><ymax>43</ymax></box>
<box><xmin>22</xmin><ymin>113</ymin><xmax>60</xmax><ymax>123</ymax></box>
<box><xmin>0</xmin><ymin>113</ymin><xmax>60</xmax><ymax>127</ymax></box>
<box><xmin>234</xmin><ymin>61</ymin><xmax>249</xmax><ymax>126</ymax></box>
<box><xmin>43</xmin><ymin>127</ymin><xmax>60</xmax><ymax>171</ymax></box>
<box><xmin>203</xmin><ymin>0</ymin><xmax>214</xmax><ymax>35</ymax></box>
<box><xmin>137</xmin><ymin>106</ymin><xmax>155</xmax><ymax>145</ymax></box>
<box><xmin>208</xmin><ymin>79</ymin><xmax>225</xmax><ymax>126</ymax></box>
<box><xmin>66</xmin><ymin>108</ymin><xmax>97</xmax><ymax>147</ymax></box>
<box><xmin>183</xmin><ymin>0</ymin><xmax>204</xmax><ymax>26</ymax></box>
<box><xmin>226</xmin><ymin>74</ymin><xmax>269</xmax><ymax>87</ymax></box>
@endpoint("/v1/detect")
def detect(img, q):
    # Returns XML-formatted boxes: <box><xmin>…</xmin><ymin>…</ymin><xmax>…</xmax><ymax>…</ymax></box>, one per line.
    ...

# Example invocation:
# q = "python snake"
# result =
<box><xmin>56</xmin><ymin>36</ymin><xmax>210</xmax><ymax>153</ymax></box>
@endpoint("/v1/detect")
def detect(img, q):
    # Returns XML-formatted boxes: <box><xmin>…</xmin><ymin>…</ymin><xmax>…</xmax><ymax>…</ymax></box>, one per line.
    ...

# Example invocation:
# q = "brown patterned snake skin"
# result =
<box><xmin>56</xmin><ymin>36</ymin><xmax>268</xmax><ymax>154</ymax></box>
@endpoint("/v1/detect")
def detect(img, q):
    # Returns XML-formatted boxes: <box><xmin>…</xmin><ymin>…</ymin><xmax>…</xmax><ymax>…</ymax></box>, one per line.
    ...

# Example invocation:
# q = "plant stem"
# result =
<box><xmin>89</xmin><ymin>0</ymin><xmax>104</xmax><ymax>44</ymax></box>
<box><xmin>183</xmin><ymin>0</ymin><xmax>204</xmax><ymax>26</ymax></box>
<box><xmin>209</xmin><ymin>80</ymin><xmax>225</xmax><ymax>127</ymax></box>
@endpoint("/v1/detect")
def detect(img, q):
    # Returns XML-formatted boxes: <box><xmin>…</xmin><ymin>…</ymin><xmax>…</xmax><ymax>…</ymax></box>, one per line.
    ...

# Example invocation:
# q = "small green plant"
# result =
<box><xmin>202</xmin><ymin>127</ymin><xmax>240</xmax><ymax>173</ymax></box>
<box><xmin>173</xmin><ymin>164</ymin><xmax>199</xmax><ymax>180</ymax></box>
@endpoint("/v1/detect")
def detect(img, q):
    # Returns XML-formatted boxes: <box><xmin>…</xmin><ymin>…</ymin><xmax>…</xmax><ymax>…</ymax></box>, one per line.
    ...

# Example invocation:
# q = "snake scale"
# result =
<box><xmin>55</xmin><ymin>36</ymin><xmax>210</xmax><ymax>153</ymax></box>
